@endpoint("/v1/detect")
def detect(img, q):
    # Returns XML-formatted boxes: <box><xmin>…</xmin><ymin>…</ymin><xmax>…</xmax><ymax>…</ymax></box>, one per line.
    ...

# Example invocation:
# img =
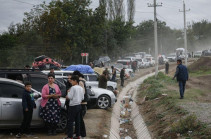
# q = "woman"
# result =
<box><xmin>40</xmin><ymin>73</ymin><xmax>62</xmax><ymax>136</ymax></box>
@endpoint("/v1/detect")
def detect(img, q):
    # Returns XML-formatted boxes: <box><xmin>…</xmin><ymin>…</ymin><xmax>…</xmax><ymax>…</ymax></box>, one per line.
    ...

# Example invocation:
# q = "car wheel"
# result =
<box><xmin>57</xmin><ymin>110</ymin><xmax>68</xmax><ymax>132</ymax></box>
<box><xmin>97</xmin><ymin>95</ymin><xmax>110</xmax><ymax>109</ymax></box>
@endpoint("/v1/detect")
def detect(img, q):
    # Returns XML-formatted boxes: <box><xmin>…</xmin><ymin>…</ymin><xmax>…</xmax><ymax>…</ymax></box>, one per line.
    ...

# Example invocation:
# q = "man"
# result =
<box><xmin>111</xmin><ymin>66</ymin><xmax>116</xmax><ymax>82</ymax></box>
<box><xmin>120</xmin><ymin>68</ymin><xmax>125</xmax><ymax>87</ymax></box>
<box><xmin>49</xmin><ymin>67</ymin><xmax>55</xmax><ymax>76</ymax></box>
<box><xmin>173</xmin><ymin>59</ymin><xmax>189</xmax><ymax>99</ymax></box>
<box><xmin>98</xmin><ymin>71</ymin><xmax>108</xmax><ymax>89</ymax></box>
<box><xmin>64</xmin><ymin>75</ymin><xmax>84</xmax><ymax>139</ymax></box>
<box><xmin>165</xmin><ymin>62</ymin><xmax>169</xmax><ymax>74</ymax></box>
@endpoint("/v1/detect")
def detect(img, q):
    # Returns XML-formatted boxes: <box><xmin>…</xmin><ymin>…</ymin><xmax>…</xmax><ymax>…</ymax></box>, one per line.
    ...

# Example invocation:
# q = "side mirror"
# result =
<box><xmin>33</xmin><ymin>92</ymin><xmax>41</xmax><ymax>99</ymax></box>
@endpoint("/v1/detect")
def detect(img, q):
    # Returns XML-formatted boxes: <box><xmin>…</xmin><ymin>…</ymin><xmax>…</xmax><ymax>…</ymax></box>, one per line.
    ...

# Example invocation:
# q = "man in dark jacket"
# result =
<box><xmin>173</xmin><ymin>59</ymin><xmax>189</xmax><ymax>99</ymax></box>
<box><xmin>98</xmin><ymin>71</ymin><xmax>108</xmax><ymax>89</ymax></box>
<box><xmin>165</xmin><ymin>62</ymin><xmax>169</xmax><ymax>74</ymax></box>
<box><xmin>120</xmin><ymin>68</ymin><xmax>125</xmax><ymax>87</ymax></box>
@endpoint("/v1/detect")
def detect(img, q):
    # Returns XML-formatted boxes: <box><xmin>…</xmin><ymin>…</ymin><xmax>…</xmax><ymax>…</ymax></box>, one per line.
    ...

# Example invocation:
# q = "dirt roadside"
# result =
<box><xmin>137</xmin><ymin>57</ymin><xmax>211</xmax><ymax>138</ymax></box>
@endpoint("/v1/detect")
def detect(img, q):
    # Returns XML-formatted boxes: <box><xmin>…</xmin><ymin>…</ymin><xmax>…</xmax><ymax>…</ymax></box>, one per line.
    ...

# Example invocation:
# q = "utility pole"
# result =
<box><xmin>148</xmin><ymin>0</ymin><xmax>162</xmax><ymax>77</ymax></box>
<box><xmin>180</xmin><ymin>0</ymin><xmax>190</xmax><ymax>66</ymax></box>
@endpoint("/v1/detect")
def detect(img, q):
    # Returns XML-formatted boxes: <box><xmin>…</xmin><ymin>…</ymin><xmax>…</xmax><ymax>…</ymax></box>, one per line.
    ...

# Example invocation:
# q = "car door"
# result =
<box><xmin>0</xmin><ymin>82</ymin><xmax>24</xmax><ymax>127</ymax></box>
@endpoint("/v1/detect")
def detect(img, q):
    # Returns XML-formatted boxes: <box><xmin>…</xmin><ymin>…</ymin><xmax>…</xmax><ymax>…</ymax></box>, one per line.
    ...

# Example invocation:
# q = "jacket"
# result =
<box><xmin>22</xmin><ymin>90</ymin><xmax>36</xmax><ymax>111</ymax></box>
<box><xmin>120</xmin><ymin>69</ymin><xmax>125</xmax><ymax>79</ymax></box>
<box><xmin>174</xmin><ymin>64</ymin><xmax>189</xmax><ymax>81</ymax></box>
<box><xmin>98</xmin><ymin>74</ymin><xmax>107</xmax><ymax>89</ymax></box>
<box><xmin>41</xmin><ymin>84</ymin><xmax>61</xmax><ymax>107</ymax></box>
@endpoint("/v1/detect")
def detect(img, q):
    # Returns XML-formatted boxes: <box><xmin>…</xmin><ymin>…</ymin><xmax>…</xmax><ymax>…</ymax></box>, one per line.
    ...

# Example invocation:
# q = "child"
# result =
<box><xmin>16</xmin><ymin>81</ymin><xmax>36</xmax><ymax>138</ymax></box>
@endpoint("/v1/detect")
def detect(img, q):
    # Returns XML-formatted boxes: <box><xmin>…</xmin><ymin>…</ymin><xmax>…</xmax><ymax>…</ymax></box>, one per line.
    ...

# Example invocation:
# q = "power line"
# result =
<box><xmin>12</xmin><ymin>0</ymin><xmax>35</xmax><ymax>6</ymax></box>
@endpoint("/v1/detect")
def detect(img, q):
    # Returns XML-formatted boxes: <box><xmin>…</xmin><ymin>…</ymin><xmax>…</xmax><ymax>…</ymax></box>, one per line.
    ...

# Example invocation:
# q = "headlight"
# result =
<box><xmin>90</xmin><ymin>89</ymin><xmax>95</xmax><ymax>96</ymax></box>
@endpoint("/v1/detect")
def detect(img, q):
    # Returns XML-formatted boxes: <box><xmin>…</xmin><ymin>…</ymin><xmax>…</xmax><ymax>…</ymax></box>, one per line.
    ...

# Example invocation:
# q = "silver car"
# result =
<box><xmin>0</xmin><ymin>78</ymin><xmax>67</xmax><ymax>132</ymax></box>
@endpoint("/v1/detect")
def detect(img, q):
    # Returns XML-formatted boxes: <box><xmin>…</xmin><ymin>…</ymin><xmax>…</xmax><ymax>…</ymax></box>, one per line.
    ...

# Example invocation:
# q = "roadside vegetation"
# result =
<box><xmin>138</xmin><ymin>70</ymin><xmax>211</xmax><ymax>139</ymax></box>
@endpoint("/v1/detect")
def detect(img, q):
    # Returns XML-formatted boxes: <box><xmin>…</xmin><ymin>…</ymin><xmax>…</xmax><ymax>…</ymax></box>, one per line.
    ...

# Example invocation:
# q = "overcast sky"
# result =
<box><xmin>0</xmin><ymin>0</ymin><xmax>211</xmax><ymax>33</ymax></box>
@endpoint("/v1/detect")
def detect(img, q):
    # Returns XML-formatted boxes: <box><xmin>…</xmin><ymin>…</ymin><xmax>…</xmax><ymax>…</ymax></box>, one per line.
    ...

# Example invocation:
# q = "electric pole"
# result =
<box><xmin>179</xmin><ymin>0</ymin><xmax>190</xmax><ymax>66</ymax></box>
<box><xmin>148</xmin><ymin>0</ymin><xmax>162</xmax><ymax>77</ymax></box>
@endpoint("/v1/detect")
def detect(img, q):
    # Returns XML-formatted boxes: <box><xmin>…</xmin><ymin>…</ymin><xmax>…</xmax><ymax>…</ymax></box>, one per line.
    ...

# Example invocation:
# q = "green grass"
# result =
<box><xmin>138</xmin><ymin>72</ymin><xmax>211</xmax><ymax>138</ymax></box>
<box><xmin>189</xmin><ymin>69</ymin><xmax>211</xmax><ymax>77</ymax></box>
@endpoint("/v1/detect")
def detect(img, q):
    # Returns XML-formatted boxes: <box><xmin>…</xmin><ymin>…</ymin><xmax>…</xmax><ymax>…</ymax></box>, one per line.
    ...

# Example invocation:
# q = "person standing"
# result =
<box><xmin>173</xmin><ymin>59</ymin><xmax>189</xmax><ymax>99</ymax></box>
<box><xmin>64</xmin><ymin>75</ymin><xmax>84</xmax><ymax>139</ymax></box>
<box><xmin>120</xmin><ymin>68</ymin><xmax>125</xmax><ymax>87</ymax></box>
<box><xmin>16</xmin><ymin>81</ymin><xmax>36</xmax><ymax>138</ymax></box>
<box><xmin>165</xmin><ymin>62</ymin><xmax>169</xmax><ymax>74</ymax></box>
<box><xmin>40</xmin><ymin>73</ymin><xmax>62</xmax><ymax>135</ymax></box>
<box><xmin>72</xmin><ymin>71</ymin><xmax>87</xmax><ymax>138</ymax></box>
<box><xmin>111</xmin><ymin>66</ymin><xmax>116</xmax><ymax>82</ymax></box>
<box><xmin>98</xmin><ymin>71</ymin><xmax>108</xmax><ymax>89</ymax></box>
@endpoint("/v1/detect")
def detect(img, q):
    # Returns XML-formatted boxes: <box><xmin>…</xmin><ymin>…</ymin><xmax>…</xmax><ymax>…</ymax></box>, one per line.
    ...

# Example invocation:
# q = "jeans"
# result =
<box><xmin>75</xmin><ymin>104</ymin><xmax>86</xmax><ymax>137</ymax></box>
<box><xmin>67</xmin><ymin>105</ymin><xmax>81</xmax><ymax>138</ymax></box>
<box><xmin>121</xmin><ymin>78</ymin><xmax>124</xmax><ymax>87</ymax></box>
<box><xmin>179</xmin><ymin>80</ymin><xmax>186</xmax><ymax>98</ymax></box>
<box><xmin>20</xmin><ymin>110</ymin><xmax>33</xmax><ymax>134</ymax></box>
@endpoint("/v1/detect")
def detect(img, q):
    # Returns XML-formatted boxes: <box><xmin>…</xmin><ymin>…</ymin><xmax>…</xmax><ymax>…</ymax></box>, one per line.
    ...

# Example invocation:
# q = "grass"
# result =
<box><xmin>189</xmin><ymin>69</ymin><xmax>211</xmax><ymax>77</ymax></box>
<box><xmin>138</xmin><ymin>72</ymin><xmax>211</xmax><ymax>138</ymax></box>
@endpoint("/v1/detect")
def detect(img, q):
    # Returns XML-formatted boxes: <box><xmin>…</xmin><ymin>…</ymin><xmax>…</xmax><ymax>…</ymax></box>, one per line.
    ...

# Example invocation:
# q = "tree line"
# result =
<box><xmin>0</xmin><ymin>0</ymin><xmax>210</xmax><ymax>68</ymax></box>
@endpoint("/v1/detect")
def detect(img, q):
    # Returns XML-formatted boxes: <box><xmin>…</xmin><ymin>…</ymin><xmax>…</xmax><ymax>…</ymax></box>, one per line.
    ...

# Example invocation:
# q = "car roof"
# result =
<box><xmin>0</xmin><ymin>69</ymin><xmax>44</xmax><ymax>74</ymax></box>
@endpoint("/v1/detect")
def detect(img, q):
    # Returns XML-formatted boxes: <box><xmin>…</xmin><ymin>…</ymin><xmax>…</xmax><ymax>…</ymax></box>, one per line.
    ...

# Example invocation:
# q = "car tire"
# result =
<box><xmin>97</xmin><ymin>95</ymin><xmax>111</xmax><ymax>109</ymax></box>
<box><xmin>57</xmin><ymin>110</ymin><xmax>68</xmax><ymax>133</ymax></box>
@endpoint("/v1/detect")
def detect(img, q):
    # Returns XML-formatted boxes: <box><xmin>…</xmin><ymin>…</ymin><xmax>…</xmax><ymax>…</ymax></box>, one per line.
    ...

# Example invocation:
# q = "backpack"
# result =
<box><xmin>80</xmin><ymin>80</ymin><xmax>90</xmax><ymax>103</ymax></box>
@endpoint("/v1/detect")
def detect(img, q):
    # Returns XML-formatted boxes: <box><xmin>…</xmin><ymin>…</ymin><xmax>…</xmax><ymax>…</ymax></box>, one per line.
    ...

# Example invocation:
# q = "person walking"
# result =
<box><xmin>98</xmin><ymin>71</ymin><xmax>108</xmax><ymax>89</ymax></box>
<box><xmin>165</xmin><ymin>62</ymin><xmax>169</xmax><ymax>74</ymax></box>
<box><xmin>111</xmin><ymin>66</ymin><xmax>116</xmax><ymax>82</ymax></box>
<box><xmin>40</xmin><ymin>73</ymin><xmax>62</xmax><ymax>136</ymax></box>
<box><xmin>120</xmin><ymin>68</ymin><xmax>125</xmax><ymax>87</ymax></box>
<box><xmin>64</xmin><ymin>75</ymin><xmax>84</xmax><ymax>139</ymax></box>
<box><xmin>16</xmin><ymin>81</ymin><xmax>36</xmax><ymax>138</ymax></box>
<box><xmin>173</xmin><ymin>59</ymin><xmax>189</xmax><ymax>99</ymax></box>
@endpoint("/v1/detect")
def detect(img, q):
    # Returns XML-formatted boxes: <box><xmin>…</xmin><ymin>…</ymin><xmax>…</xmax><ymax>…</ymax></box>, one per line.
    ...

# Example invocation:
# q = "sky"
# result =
<box><xmin>0</xmin><ymin>0</ymin><xmax>211</xmax><ymax>33</ymax></box>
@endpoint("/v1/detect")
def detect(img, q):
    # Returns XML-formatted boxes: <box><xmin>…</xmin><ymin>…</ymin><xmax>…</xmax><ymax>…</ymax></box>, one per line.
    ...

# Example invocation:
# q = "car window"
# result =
<box><xmin>88</xmin><ymin>75</ymin><xmax>98</xmax><ymax>81</ymax></box>
<box><xmin>0</xmin><ymin>73</ymin><xmax>6</xmax><ymax>78</ymax></box>
<box><xmin>29</xmin><ymin>74</ymin><xmax>48</xmax><ymax>92</ymax></box>
<box><xmin>0</xmin><ymin>83</ymin><xmax>24</xmax><ymax>98</ymax></box>
<box><xmin>63</xmin><ymin>73</ymin><xmax>72</xmax><ymax>76</ymax></box>
<box><xmin>84</xmin><ymin>75</ymin><xmax>88</xmax><ymax>81</ymax></box>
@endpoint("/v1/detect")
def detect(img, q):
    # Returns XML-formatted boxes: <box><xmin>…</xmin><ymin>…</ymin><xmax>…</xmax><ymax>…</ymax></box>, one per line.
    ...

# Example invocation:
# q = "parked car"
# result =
<box><xmin>137</xmin><ymin>58</ymin><xmax>150</xmax><ymax>68</ymax></box>
<box><xmin>54</xmin><ymin>76</ymin><xmax>117</xmax><ymax>109</ymax></box>
<box><xmin>0</xmin><ymin>78</ymin><xmax>67</xmax><ymax>132</ymax></box>
<box><xmin>202</xmin><ymin>49</ymin><xmax>211</xmax><ymax>56</ymax></box>
<box><xmin>93</xmin><ymin>56</ymin><xmax>111</xmax><ymax>67</ymax></box>
<box><xmin>42</xmin><ymin>71</ymin><xmax>117</xmax><ymax>91</ymax></box>
<box><xmin>116</xmin><ymin>59</ymin><xmax>131</xmax><ymax>69</ymax></box>
<box><xmin>123</xmin><ymin>56</ymin><xmax>136</xmax><ymax>62</ymax></box>
<box><xmin>110</xmin><ymin>63</ymin><xmax>133</xmax><ymax>77</ymax></box>
<box><xmin>146</xmin><ymin>57</ymin><xmax>155</xmax><ymax>66</ymax></box>
<box><xmin>167</xmin><ymin>53</ymin><xmax>177</xmax><ymax>62</ymax></box>
<box><xmin>0</xmin><ymin>69</ymin><xmax>66</xmax><ymax>97</ymax></box>
<box><xmin>194</xmin><ymin>51</ymin><xmax>202</xmax><ymax>58</ymax></box>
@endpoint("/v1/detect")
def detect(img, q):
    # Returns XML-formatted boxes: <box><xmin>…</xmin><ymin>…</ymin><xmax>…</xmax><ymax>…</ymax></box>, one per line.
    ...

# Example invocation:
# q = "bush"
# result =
<box><xmin>171</xmin><ymin>115</ymin><xmax>201</xmax><ymax>134</ymax></box>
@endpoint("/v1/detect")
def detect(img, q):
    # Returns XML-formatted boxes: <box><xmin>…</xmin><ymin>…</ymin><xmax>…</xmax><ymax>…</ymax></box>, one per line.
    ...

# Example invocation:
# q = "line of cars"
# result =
<box><xmin>0</xmin><ymin>69</ymin><xmax>117</xmax><ymax>132</ymax></box>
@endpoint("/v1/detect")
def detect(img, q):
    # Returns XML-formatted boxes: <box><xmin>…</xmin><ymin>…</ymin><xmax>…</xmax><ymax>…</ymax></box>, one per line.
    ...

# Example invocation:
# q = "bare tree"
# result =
<box><xmin>114</xmin><ymin>0</ymin><xmax>125</xmax><ymax>21</ymax></box>
<box><xmin>127</xmin><ymin>0</ymin><xmax>135</xmax><ymax>23</ymax></box>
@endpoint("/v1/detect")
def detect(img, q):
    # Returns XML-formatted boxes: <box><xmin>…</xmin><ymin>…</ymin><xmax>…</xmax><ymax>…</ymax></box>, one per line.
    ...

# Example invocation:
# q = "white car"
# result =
<box><xmin>110</xmin><ymin>63</ymin><xmax>133</xmax><ymax>77</ymax></box>
<box><xmin>194</xmin><ymin>51</ymin><xmax>202</xmax><ymax>58</ymax></box>
<box><xmin>146</xmin><ymin>57</ymin><xmax>155</xmax><ymax>66</ymax></box>
<box><xmin>137</xmin><ymin>58</ymin><xmax>150</xmax><ymax>68</ymax></box>
<box><xmin>167</xmin><ymin>53</ymin><xmax>177</xmax><ymax>62</ymax></box>
<box><xmin>42</xmin><ymin>71</ymin><xmax>117</xmax><ymax>91</ymax></box>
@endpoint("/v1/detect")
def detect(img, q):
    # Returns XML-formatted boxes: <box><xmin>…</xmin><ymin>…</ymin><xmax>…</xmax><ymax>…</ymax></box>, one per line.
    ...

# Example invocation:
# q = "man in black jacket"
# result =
<box><xmin>16</xmin><ymin>81</ymin><xmax>36</xmax><ymax>138</ymax></box>
<box><xmin>120</xmin><ymin>68</ymin><xmax>125</xmax><ymax>87</ymax></box>
<box><xmin>173</xmin><ymin>59</ymin><xmax>189</xmax><ymax>99</ymax></box>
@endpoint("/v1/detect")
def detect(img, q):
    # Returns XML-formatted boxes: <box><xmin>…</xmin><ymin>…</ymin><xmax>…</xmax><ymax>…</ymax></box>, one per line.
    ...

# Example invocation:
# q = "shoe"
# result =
<box><xmin>73</xmin><ymin>137</ymin><xmax>80</xmax><ymax>139</ymax></box>
<box><xmin>52</xmin><ymin>130</ymin><xmax>57</xmax><ymax>136</ymax></box>
<box><xmin>48</xmin><ymin>130</ymin><xmax>52</xmax><ymax>136</ymax></box>
<box><xmin>180</xmin><ymin>97</ymin><xmax>184</xmax><ymax>99</ymax></box>
<box><xmin>16</xmin><ymin>133</ymin><xmax>22</xmax><ymax>138</ymax></box>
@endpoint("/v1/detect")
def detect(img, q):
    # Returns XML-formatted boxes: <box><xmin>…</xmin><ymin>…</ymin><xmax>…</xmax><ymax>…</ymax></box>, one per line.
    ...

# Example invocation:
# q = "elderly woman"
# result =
<box><xmin>40</xmin><ymin>73</ymin><xmax>62</xmax><ymax>136</ymax></box>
